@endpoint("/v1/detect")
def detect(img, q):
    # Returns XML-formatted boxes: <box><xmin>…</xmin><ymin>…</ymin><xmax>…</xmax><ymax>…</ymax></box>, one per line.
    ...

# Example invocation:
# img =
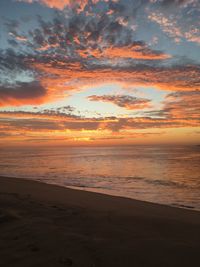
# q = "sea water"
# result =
<box><xmin>0</xmin><ymin>145</ymin><xmax>200</xmax><ymax>210</ymax></box>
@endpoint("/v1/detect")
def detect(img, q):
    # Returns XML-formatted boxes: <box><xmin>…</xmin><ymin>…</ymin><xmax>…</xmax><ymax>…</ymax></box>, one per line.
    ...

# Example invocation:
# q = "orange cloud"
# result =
<box><xmin>77</xmin><ymin>44</ymin><xmax>171</xmax><ymax>60</ymax></box>
<box><xmin>1</xmin><ymin>56</ymin><xmax>198</xmax><ymax>108</ymax></box>
<box><xmin>1</xmin><ymin>106</ymin><xmax>199</xmax><ymax>146</ymax></box>
<box><xmin>101</xmin><ymin>45</ymin><xmax>171</xmax><ymax>60</ymax></box>
<box><xmin>17</xmin><ymin>0</ymin><xmax>89</xmax><ymax>10</ymax></box>
<box><xmin>31</xmin><ymin>60</ymin><xmax>200</xmax><ymax>96</ymax></box>
<box><xmin>0</xmin><ymin>107</ymin><xmax>199</xmax><ymax>133</ymax></box>
<box><xmin>164</xmin><ymin>91</ymin><xmax>200</xmax><ymax>120</ymax></box>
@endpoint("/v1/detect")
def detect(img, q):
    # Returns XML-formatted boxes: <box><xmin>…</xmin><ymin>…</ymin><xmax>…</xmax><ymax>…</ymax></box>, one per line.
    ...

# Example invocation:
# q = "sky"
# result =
<box><xmin>0</xmin><ymin>0</ymin><xmax>200</xmax><ymax>146</ymax></box>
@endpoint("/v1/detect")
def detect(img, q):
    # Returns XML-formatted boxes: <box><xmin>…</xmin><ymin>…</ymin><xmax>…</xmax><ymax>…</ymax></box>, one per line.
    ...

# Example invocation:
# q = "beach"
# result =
<box><xmin>1</xmin><ymin>145</ymin><xmax>200</xmax><ymax>210</ymax></box>
<box><xmin>0</xmin><ymin>176</ymin><xmax>200</xmax><ymax>267</ymax></box>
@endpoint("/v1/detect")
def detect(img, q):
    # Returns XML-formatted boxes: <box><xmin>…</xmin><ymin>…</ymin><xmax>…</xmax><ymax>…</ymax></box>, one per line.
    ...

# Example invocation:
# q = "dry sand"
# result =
<box><xmin>0</xmin><ymin>176</ymin><xmax>200</xmax><ymax>267</ymax></box>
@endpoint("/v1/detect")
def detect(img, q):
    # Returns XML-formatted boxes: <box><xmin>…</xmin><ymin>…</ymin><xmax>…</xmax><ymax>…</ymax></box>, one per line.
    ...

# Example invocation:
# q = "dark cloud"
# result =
<box><xmin>0</xmin><ymin>81</ymin><xmax>46</xmax><ymax>106</ymax></box>
<box><xmin>4</xmin><ymin>118</ymin><xmax>61</xmax><ymax>131</ymax></box>
<box><xmin>88</xmin><ymin>95</ymin><xmax>151</xmax><ymax>109</ymax></box>
<box><xmin>0</xmin><ymin>48</ymin><xmax>27</xmax><ymax>71</ymax></box>
<box><xmin>6</xmin><ymin>1</ymin><xmax>170</xmax><ymax>62</ymax></box>
<box><xmin>0</xmin><ymin>49</ymin><xmax>48</xmax><ymax>106</ymax></box>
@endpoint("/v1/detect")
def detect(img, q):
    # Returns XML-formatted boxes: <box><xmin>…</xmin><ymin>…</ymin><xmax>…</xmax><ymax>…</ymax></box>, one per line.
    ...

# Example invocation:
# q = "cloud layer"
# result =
<box><xmin>88</xmin><ymin>95</ymin><xmax>152</xmax><ymax>109</ymax></box>
<box><xmin>0</xmin><ymin>0</ymin><xmax>199</xmax><ymax>144</ymax></box>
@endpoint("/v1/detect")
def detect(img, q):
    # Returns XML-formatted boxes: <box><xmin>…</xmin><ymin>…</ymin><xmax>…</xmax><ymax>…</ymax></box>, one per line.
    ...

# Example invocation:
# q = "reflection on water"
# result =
<box><xmin>0</xmin><ymin>145</ymin><xmax>200</xmax><ymax>210</ymax></box>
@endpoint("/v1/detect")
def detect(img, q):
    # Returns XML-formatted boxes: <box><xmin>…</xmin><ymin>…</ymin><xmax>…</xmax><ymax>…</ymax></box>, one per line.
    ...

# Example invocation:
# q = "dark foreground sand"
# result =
<box><xmin>0</xmin><ymin>176</ymin><xmax>200</xmax><ymax>267</ymax></box>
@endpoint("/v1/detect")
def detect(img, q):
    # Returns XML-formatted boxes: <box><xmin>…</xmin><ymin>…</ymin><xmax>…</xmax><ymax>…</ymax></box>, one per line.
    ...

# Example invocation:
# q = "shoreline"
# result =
<box><xmin>1</xmin><ymin>175</ymin><xmax>200</xmax><ymax>215</ymax></box>
<box><xmin>1</xmin><ymin>175</ymin><xmax>199</xmax><ymax>212</ymax></box>
<box><xmin>0</xmin><ymin>176</ymin><xmax>200</xmax><ymax>266</ymax></box>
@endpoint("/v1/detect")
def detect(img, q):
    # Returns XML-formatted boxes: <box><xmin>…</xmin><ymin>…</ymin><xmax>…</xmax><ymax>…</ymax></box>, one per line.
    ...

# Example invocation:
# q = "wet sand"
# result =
<box><xmin>0</xmin><ymin>176</ymin><xmax>200</xmax><ymax>267</ymax></box>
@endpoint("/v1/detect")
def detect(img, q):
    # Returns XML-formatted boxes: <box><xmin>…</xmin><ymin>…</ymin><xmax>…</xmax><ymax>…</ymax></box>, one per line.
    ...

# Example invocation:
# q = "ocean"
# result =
<box><xmin>0</xmin><ymin>145</ymin><xmax>200</xmax><ymax>210</ymax></box>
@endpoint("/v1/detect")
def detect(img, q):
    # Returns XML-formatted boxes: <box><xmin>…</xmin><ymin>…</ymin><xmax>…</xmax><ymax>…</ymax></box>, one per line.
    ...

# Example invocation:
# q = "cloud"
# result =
<box><xmin>32</xmin><ymin>59</ymin><xmax>200</xmax><ymax>94</ymax></box>
<box><xmin>16</xmin><ymin>0</ymin><xmax>88</xmax><ymax>10</ymax></box>
<box><xmin>0</xmin><ymin>106</ymin><xmax>199</xmax><ymax>134</ymax></box>
<box><xmin>10</xmin><ymin>1</ymin><xmax>171</xmax><ymax>60</ymax></box>
<box><xmin>88</xmin><ymin>95</ymin><xmax>152</xmax><ymax>110</ymax></box>
<box><xmin>78</xmin><ymin>43</ymin><xmax>171</xmax><ymax>60</ymax></box>
<box><xmin>0</xmin><ymin>46</ymin><xmax>199</xmax><ymax>109</ymax></box>
<box><xmin>101</xmin><ymin>45</ymin><xmax>171</xmax><ymax>60</ymax></box>
<box><xmin>2</xmin><ymin>6</ymin><xmax>197</xmax><ymax>108</ymax></box>
<box><xmin>143</xmin><ymin>90</ymin><xmax>200</xmax><ymax>125</ymax></box>
<box><xmin>0</xmin><ymin>81</ymin><xmax>47</xmax><ymax>106</ymax></box>
<box><xmin>158</xmin><ymin>0</ymin><xmax>197</xmax><ymax>7</ymax></box>
<box><xmin>0</xmin><ymin>0</ymin><xmax>199</xmax><ymax>145</ymax></box>
<box><xmin>148</xmin><ymin>10</ymin><xmax>200</xmax><ymax>44</ymax></box>
<box><xmin>0</xmin><ymin>0</ymin><xmax>199</xmax><ymax>112</ymax></box>
<box><xmin>0</xmin><ymin>111</ymin><xmax>102</xmax><ymax>133</ymax></box>
<box><xmin>164</xmin><ymin>90</ymin><xmax>200</xmax><ymax>119</ymax></box>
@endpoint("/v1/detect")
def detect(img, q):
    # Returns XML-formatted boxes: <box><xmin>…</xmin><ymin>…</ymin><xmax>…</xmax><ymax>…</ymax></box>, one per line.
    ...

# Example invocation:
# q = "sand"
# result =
<box><xmin>0</xmin><ymin>176</ymin><xmax>200</xmax><ymax>267</ymax></box>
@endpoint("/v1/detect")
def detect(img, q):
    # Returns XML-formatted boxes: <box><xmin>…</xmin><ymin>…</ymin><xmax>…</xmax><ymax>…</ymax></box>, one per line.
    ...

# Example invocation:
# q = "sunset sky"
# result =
<box><xmin>0</xmin><ymin>0</ymin><xmax>200</xmax><ymax>146</ymax></box>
